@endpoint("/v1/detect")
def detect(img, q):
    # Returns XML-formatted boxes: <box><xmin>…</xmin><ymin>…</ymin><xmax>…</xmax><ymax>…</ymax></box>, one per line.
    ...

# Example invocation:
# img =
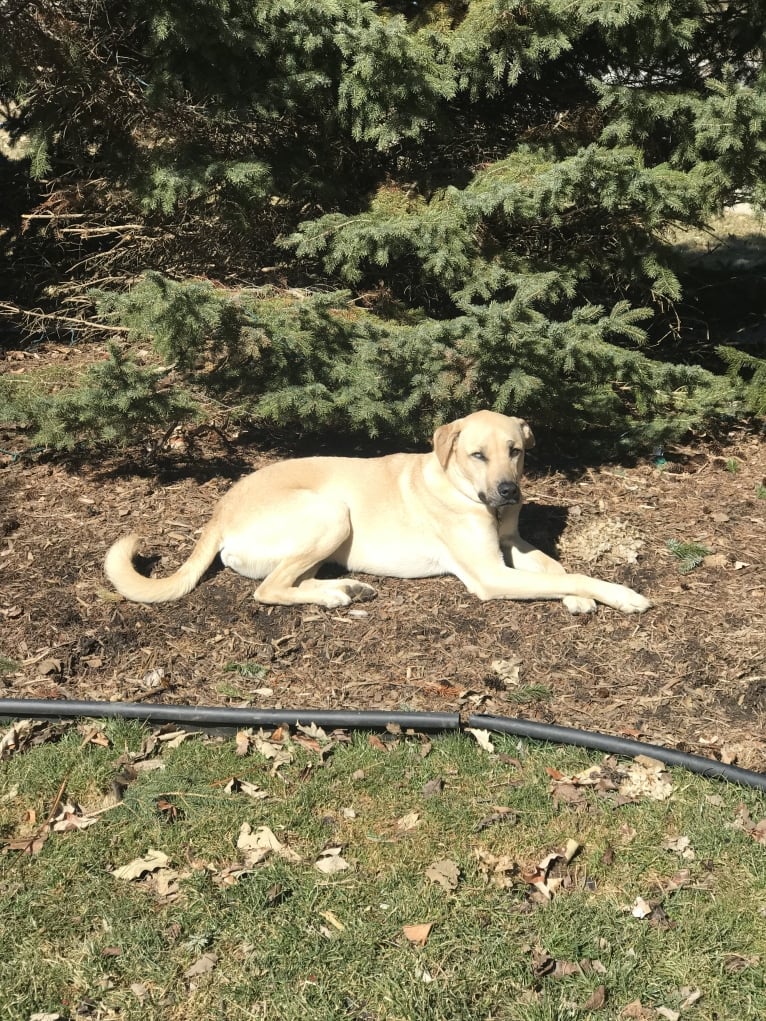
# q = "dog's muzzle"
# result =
<box><xmin>479</xmin><ymin>480</ymin><xmax>521</xmax><ymax>509</ymax></box>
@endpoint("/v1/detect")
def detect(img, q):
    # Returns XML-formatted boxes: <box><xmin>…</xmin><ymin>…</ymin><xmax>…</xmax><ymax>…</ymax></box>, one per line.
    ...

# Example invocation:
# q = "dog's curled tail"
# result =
<box><xmin>104</xmin><ymin>525</ymin><xmax>222</xmax><ymax>603</ymax></box>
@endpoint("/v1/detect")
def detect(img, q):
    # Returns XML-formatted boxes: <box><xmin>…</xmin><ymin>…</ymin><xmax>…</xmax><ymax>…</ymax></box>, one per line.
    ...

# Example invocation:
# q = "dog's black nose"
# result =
<box><xmin>497</xmin><ymin>481</ymin><xmax>520</xmax><ymax>503</ymax></box>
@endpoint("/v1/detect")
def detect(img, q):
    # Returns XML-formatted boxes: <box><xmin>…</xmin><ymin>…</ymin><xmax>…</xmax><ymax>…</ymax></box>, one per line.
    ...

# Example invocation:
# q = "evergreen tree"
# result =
<box><xmin>1</xmin><ymin>0</ymin><xmax>764</xmax><ymax>452</ymax></box>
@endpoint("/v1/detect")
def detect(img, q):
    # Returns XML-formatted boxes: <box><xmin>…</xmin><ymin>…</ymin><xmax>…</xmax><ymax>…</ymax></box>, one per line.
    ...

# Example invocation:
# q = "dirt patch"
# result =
<box><xmin>1</xmin><ymin>416</ymin><xmax>765</xmax><ymax>771</ymax></box>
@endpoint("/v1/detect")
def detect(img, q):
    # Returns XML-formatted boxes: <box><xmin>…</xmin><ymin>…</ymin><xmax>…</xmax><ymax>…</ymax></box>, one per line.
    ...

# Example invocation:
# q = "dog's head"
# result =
<box><xmin>432</xmin><ymin>410</ymin><xmax>535</xmax><ymax>510</ymax></box>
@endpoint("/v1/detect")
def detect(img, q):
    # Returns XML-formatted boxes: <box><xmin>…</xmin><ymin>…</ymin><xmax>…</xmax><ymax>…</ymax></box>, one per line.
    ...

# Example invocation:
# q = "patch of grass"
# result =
<box><xmin>756</xmin><ymin>483</ymin><xmax>766</xmax><ymax>500</ymax></box>
<box><xmin>504</xmin><ymin>684</ymin><xmax>554</xmax><ymax>704</ymax></box>
<box><xmin>725</xmin><ymin>458</ymin><xmax>741</xmax><ymax>474</ymax></box>
<box><xmin>223</xmin><ymin>660</ymin><xmax>270</xmax><ymax>679</ymax></box>
<box><xmin>0</xmin><ymin>657</ymin><xmax>19</xmax><ymax>675</ymax></box>
<box><xmin>1</xmin><ymin>723</ymin><xmax>765</xmax><ymax>1021</ymax></box>
<box><xmin>215</xmin><ymin>681</ymin><xmax>248</xmax><ymax>698</ymax></box>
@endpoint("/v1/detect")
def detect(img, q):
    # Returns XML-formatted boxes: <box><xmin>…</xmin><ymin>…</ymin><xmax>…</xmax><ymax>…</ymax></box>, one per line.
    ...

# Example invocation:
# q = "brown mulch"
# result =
<box><xmin>1</xmin><ymin>416</ymin><xmax>765</xmax><ymax>771</ymax></box>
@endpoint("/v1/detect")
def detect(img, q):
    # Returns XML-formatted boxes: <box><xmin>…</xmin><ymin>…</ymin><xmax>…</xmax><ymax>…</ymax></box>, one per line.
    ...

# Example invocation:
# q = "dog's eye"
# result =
<box><xmin>509</xmin><ymin>447</ymin><xmax>521</xmax><ymax>457</ymax></box>
<box><xmin>471</xmin><ymin>451</ymin><xmax>487</xmax><ymax>461</ymax></box>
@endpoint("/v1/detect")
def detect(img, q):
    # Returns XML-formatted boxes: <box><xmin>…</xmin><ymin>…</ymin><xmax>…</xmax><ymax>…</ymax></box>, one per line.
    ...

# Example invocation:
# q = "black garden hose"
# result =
<box><xmin>468</xmin><ymin>713</ymin><xmax>766</xmax><ymax>793</ymax></box>
<box><xmin>0</xmin><ymin>698</ymin><xmax>459</xmax><ymax>733</ymax></box>
<box><xmin>1</xmin><ymin>698</ymin><xmax>764</xmax><ymax>792</ymax></box>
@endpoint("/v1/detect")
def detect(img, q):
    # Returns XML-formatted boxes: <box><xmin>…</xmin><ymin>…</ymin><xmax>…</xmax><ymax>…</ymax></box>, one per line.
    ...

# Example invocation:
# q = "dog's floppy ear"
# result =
<box><xmin>520</xmin><ymin>420</ymin><xmax>535</xmax><ymax>450</ymax></box>
<box><xmin>433</xmin><ymin>419</ymin><xmax>461</xmax><ymax>469</ymax></box>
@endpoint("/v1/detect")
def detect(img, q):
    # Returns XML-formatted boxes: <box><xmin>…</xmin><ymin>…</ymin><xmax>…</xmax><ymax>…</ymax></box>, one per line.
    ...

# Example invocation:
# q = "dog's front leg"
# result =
<box><xmin>504</xmin><ymin>534</ymin><xmax>564</xmax><ymax>574</ymax></box>
<box><xmin>501</xmin><ymin>535</ymin><xmax>597</xmax><ymax>614</ymax></box>
<box><xmin>451</xmin><ymin>548</ymin><xmax>650</xmax><ymax>614</ymax></box>
<box><xmin>498</xmin><ymin>513</ymin><xmax>597</xmax><ymax>613</ymax></box>
<box><xmin>497</xmin><ymin>506</ymin><xmax>559</xmax><ymax>573</ymax></box>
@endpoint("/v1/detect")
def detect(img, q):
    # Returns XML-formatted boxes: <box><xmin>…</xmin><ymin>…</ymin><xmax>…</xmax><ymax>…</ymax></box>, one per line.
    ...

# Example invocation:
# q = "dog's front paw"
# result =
<box><xmin>345</xmin><ymin>581</ymin><xmax>377</xmax><ymax>602</ymax></box>
<box><xmin>612</xmin><ymin>586</ymin><xmax>651</xmax><ymax>614</ymax></box>
<box><xmin>563</xmin><ymin>595</ymin><xmax>597</xmax><ymax>615</ymax></box>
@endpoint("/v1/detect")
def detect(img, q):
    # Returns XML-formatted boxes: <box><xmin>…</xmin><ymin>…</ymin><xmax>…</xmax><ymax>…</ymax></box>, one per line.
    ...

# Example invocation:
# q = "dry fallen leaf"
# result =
<box><xmin>234</xmin><ymin>730</ymin><xmax>250</xmax><ymax>756</ymax></box>
<box><xmin>665</xmin><ymin>868</ymin><xmax>692</xmax><ymax>893</ymax></box>
<box><xmin>425</xmin><ymin>859</ymin><xmax>460</xmax><ymax>893</ymax></box>
<box><xmin>522</xmin><ymin>840</ymin><xmax>582</xmax><ymax>901</ymax></box>
<box><xmin>402</xmin><ymin>922</ymin><xmax>433</xmax><ymax>947</ymax></box>
<box><xmin>491</xmin><ymin>656</ymin><xmax>522</xmax><ymax>687</ymax></box>
<box><xmin>656</xmin><ymin>1008</ymin><xmax>680</xmax><ymax>1021</ymax></box>
<box><xmin>679</xmin><ymin>986</ymin><xmax>702</xmax><ymax>1009</ymax></box>
<box><xmin>421</xmin><ymin>777</ymin><xmax>445</xmax><ymax>798</ymax></box>
<box><xmin>581</xmin><ymin>985</ymin><xmax>607</xmax><ymax>1010</ymax></box>
<box><xmin>630</xmin><ymin>896</ymin><xmax>653</xmax><ymax>919</ymax></box>
<box><xmin>157</xmin><ymin>728</ymin><xmax>193</xmax><ymax>749</ymax></box>
<box><xmin>314</xmin><ymin>847</ymin><xmax>350</xmax><ymax>875</ymax></box>
<box><xmin>0</xmin><ymin>720</ymin><xmax>35</xmax><ymax>761</ymax></box>
<box><xmin>51</xmin><ymin>801</ymin><xmax>101</xmax><ymax>833</ymax></box>
<box><xmin>131</xmin><ymin>758</ymin><xmax>166</xmax><ymax>774</ymax></box>
<box><xmin>475</xmin><ymin>806</ymin><xmax>517</xmax><ymax>831</ymax></box>
<box><xmin>466</xmin><ymin>728</ymin><xmax>495</xmax><ymax>754</ymax></box>
<box><xmin>529</xmin><ymin>946</ymin><xmax>556</xmax><ymax>977</ymax></box>
<box><xmin>113</xmin><ymin>849</ymin><xmax>170</xmax><ymax>881</ymax></box>
<box><xmin>297</xmin><ymin>722</ymin><xmax>328</xmax><ymax>742</ymax></box>
<box><xmin>724</xmin><ymin>953</ymin><xmax>760</xmax><ymax>973</ymax></box>
<box><xmin>224</xmin><ymin>778</ymin><xmax>268</xmax><ymax>800</ymax></box>
<box><xmin>184</xmin><ymin>952</ymin><xmax>218</xmax><ymax>979</ymax></box>
<box><xmin>79</xmin><ymin>727</ymin><xmax>111</xmax><ymax>748</ymax></box>
<box><xmin>252</xmin><ymin>735</ymin><xmax>293</xmax><ymax>772</ymax></box>
<box><xmin>662</xmin><ymin>835</ymin><xmax>695</xmax><ymax>860</ymax></box>
<box><xmin>152</xmin><ymin>867</ymin><xmax>181</xmax><ymax>900</ymax></box>
<box><xmin>6</xmin><ymin>831</ymin><xmax>49</xmax><ymax>855</ymax></box>
<box><xmin>619</xmin><ymin>1000</ymin><xmax>653</xmax><ymax>1020</ymax></box>
<box><xmin>730</xmin><ymin>803</ymin><xmax>766</xmax><ymax>844</ymax></box>
<box><xmin>619</xmin><ymin>756</ymin><xmax>673</xmax><ymax>801</ymax></box>
<box><xmin>475</xmin><ymin>848</ymin><xmax>519</xmax><ymax>888</ymax></box>
<box><xmin>293</xmin><ymin>734</ymin><xmax>323</xmax><ymax>754</ymax></box>
<box><xmin>628</xmin><ymin>897</ymin><xmax>674</xmax><ymax>930</ymax></box>
<box><xmin>396</xmin><ymin>810</ymin><xmax>421</xmax><ymax>832</ymax></box>
<box><xmin>237</xmin><ymin>823</ymin><xmax>301</xmax><ymax>864</ymax></box>
<box><xmin>213</xmin><ymin>863</ymin><xmax>254</xmax><ymax>887</ymax></box>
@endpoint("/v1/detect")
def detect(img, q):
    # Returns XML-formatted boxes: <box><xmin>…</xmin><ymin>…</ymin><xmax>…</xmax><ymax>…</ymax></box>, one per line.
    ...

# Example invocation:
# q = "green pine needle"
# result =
<box><xmin>666</xmin><ymin>539</ymin><xmax>712</xmax><ymax>574</ymax></box>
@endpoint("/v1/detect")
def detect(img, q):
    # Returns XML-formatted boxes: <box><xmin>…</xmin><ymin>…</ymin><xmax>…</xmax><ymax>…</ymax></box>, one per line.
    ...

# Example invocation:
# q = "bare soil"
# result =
<box><xmin>2</xmin><ymin>389</ymin><xmax>765</xmax><ymax>771</ymax></box>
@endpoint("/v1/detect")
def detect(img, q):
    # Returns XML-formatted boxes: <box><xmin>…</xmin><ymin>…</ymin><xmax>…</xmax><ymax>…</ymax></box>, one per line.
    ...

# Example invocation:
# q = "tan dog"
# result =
<box><xmin>105</xmin><ymin>410</ymin><xmax>650</xmax><ymax>614</ymax></box>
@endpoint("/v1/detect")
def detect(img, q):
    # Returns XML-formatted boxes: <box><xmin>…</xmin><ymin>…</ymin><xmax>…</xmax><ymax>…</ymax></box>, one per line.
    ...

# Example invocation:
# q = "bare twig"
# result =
<box><xmin>0</xmin><ymin>301</ymin><xmax>130</xmax><ymax>333</ymax></box>
<box><xmin>59</xmin><ymin>225</ymin><xmax>145</xmax><ymax>235</ymax></box>
<box><xmin>21</xmin><ymin>212</ymin><xmax>89</xmax><ymax>221</ymax></box>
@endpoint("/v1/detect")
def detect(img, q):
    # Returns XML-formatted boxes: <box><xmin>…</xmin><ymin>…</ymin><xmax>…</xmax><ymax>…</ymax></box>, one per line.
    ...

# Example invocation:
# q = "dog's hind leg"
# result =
<box><xmin>240</xmin><ymin>495</ymin><xmax>376</xmax><ymax>608</ymax></box>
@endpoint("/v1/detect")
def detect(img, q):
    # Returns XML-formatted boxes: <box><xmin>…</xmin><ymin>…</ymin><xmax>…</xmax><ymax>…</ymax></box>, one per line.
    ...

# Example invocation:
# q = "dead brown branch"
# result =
<box><xmin>0</xmin><ymin>300</ymin><xmax>130</xmax><ymax>333</ymax></box>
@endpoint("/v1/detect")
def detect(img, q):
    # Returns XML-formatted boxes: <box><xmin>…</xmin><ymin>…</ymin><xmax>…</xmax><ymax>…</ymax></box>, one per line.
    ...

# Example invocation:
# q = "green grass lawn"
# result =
<box><xmin>1</xmin><ymin>720</ymin><xmax>765</xmax><ymax>1020</ymax></box>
